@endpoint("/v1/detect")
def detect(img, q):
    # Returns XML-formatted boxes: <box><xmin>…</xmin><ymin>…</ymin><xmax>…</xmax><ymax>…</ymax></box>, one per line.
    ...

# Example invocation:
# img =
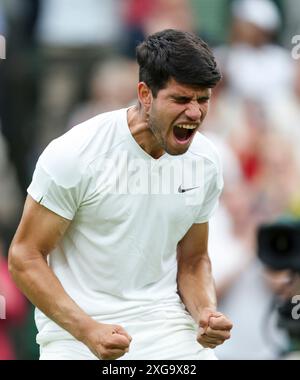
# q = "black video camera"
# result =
<box><xmin>257</xmin><ymin>220</ymin><xmax>300</xmax><ymax>272</ymax></box>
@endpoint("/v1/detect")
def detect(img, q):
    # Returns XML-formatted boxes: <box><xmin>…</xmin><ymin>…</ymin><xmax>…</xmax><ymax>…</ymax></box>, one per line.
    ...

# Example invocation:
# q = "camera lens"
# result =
<box><xmin>270</xmin><ymin>230</ymin><xmax>293</xmax><ymax>256</ymax></box>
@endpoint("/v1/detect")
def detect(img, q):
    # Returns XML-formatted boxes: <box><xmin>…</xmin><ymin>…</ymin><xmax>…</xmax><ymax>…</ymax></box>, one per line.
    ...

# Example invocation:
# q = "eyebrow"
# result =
<box><xmin>171</xmin><ymin>94</ymin><xmax>211</xmax><ymax>102</ymax></box>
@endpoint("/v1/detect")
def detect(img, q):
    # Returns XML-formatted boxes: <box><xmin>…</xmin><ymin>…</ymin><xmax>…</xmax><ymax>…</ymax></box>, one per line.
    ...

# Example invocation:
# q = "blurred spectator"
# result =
<box><xmin>0</xmin><ymin>242</ymin><xmax>26</xmax><ymax>360</ymax></box>
<box><xmin>262</xmin><ymin>269</ymin><xmax>300</xmax><ymax>359</ymax></box>
<box><xmin>68</xmin><ymin>57</ymin><xmax>138</xmax><ymax>127</ymax></box>
<box><xmin>204</xmin><ymin>90</ymin><xmax>268</xmax><ymax>183</ymax></box>
<box><xmin>205</xmin><ymin>99</ymin><xmax>300</xmax><ymax>359</ymax></box>
<box><xmin>117</xmin><ymin>0</ymin><xmax>155</xmax><ymax>57</ymax></box>
<box><xmin>253</xmin><ymin>132</ymin><xmax>300</xmax><ymax>221</ymax></box>
<box><xmin>205</xmin><ymin>134</ymin><xmax>254</xmax><ymax>297</ymax></box>
<box><xmin>187</xmin><ymin>1</ymin><xmax>300</xmax><ymax>358</ymax></box>
<box><xmin>215</xmin><ymin>0</ymin><xmax>293</xmax><ymax>105</ymax></box>
<box><xmin>206</xmin><ymin>134</ymin><xmax>290</xmax><ymax>359</ymax></box>
<box><xmin>207</xmin><ymin>105</ymin><xmax>300</xmax><ymax>239</ymax></box>
<box><xmin>264</xmin><ymin>60</ymin><xmax>300</xmax><ymax>147</ymax></box>
<box><xmin>206</xmin><ymin>130</ymin><xmax>300</xmax><ymax>359</ymax></box>
<box><xmin>142</xmin><ymin>0</ymin><xmax>196</xmax><ymax>36</ymax></box>
<box><xmin>213</xmin><ymin>258</ymin><xmax>290</xmax><ymax>359</ymax></box>
<box><xmin>122</xmin><ymin>0</ymin><xmax>196</xmax><ymax>57</ymax></box>
<box><xmin>263</xmin><ymin>270</ymin><xmax>300</xmax><ymax>303</ymax></box>
<box><xmin>34</xmin><ymin>0</ymin><xmax>124</xmax><ymax>160</ymax></box>
<box><xmin>228</xmin><ymin>100</ymin><xmax>268</xmax><ymax>182</ymax></box>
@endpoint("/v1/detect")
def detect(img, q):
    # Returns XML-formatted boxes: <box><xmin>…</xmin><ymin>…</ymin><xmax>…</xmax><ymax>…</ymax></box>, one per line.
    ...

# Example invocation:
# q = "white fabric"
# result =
<box><xmin>215</xmin><ymin>44</ymin><xmax>293</xmax><ymax>105</ymax></box>
<box><xmin>28</xmin><ymin>107</ymin><xmax>223</xmax><ymax>356</ymax></box>
<box><xmin>40</xmin><ymin>311</ymin><xmax>217</xmax><ymax>360</ymax></box>
<box><xmin>232</xmin><ymin>0</ymin><xmax>280</xmax><ymax>31</ymax></box>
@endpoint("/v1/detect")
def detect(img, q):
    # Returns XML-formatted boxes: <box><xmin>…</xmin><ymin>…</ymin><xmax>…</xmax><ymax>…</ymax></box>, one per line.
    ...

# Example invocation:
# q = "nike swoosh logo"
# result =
<box><xmin>178</xmin><ymin>185</ymin><xmax>201</xmax><ymax>193</ymax></box>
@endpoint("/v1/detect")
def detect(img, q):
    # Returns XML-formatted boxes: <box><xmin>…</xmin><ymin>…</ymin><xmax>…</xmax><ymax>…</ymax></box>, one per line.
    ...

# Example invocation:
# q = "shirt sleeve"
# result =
<box><xmin>194</xmin><ymin>159</ymin><xmax>224</xmax><ymax>224</ymax></box>
<box><xmin>27</xmin><ymin>139</ymin><xmax>88</xmax><ymax>220</ymax></box>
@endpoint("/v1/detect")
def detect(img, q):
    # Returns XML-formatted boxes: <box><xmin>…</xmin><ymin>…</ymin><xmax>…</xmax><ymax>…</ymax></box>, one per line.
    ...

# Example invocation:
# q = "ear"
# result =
<box><xmin>137</xmin><ymin>82</ymin><xmax>153</xmax><ymax>113</ymax></box>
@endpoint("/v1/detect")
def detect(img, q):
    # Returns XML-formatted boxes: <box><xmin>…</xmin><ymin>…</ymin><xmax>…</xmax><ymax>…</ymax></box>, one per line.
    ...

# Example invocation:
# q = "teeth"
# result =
<box><xmin>176</xmin><ymin>124</ymin><xmax>197</xmax><ymax>130</ymax></box>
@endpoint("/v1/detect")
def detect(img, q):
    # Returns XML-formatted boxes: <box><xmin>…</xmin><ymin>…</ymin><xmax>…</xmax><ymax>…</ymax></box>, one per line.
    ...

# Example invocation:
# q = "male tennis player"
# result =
<box><xmin>9</xmin><ymin>29</ymin><xmax>232</xmax><ymax>360</ymax></box>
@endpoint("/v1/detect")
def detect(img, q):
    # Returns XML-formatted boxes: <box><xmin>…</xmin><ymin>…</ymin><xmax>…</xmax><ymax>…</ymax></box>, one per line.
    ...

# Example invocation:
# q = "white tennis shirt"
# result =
<box><xmin>28</xmin><ymin>108</ymin><xmax>223</xmax><ymax>345</ymax></box>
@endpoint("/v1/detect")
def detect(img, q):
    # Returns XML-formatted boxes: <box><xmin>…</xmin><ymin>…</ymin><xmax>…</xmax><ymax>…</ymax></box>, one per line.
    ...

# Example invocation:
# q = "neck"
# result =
<box><xmin>127</xmin><ymin>105</ymin><xmax>165</xmax><ymax>158</ymax></box>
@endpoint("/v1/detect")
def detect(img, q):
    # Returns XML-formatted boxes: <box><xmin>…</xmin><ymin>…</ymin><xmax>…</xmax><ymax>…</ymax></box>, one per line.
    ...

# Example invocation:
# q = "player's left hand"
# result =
<box><xmin>197</xmin><ymin>307</ymin><xmax>233</xmax><ymax>349</ymax></box>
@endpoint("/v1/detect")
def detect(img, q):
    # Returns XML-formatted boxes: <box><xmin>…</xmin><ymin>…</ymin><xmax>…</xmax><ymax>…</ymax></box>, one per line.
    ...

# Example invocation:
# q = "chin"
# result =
<box><xmin>166</xmin><ymin>146</ymin><xmax>190</xmax><ymax>156</ymax></box>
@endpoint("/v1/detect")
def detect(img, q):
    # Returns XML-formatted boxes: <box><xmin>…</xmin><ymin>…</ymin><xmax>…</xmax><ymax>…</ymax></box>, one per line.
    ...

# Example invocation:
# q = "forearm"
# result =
<box><xmin>177</xmin><ymin>254</ymin><xmax>217</xmax><ymax>324</ymax></box>
<box><xmin>8</xmin><ymin>244</ymin><xmax>94</xmax><ymax>342</ymax></box>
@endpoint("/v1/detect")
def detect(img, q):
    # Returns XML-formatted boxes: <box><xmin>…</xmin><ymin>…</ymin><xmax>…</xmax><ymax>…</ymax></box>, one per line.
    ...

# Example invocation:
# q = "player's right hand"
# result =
<box><xmin>81</xmin><ymin>321</ymin><xmax>132</xmax><ymax>360</ymax></box>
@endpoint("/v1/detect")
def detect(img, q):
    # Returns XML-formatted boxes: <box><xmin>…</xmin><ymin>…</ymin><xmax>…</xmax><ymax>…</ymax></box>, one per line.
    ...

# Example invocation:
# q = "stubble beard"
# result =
<box><xmin>148</xmin><ymin>115</ymin><xmax>168</xmax><ymax>153</ymax></box>
<box><xmin>148</xmin><ymin>115</ymin><xmax>189</xmax><ymax>156</ymax></box>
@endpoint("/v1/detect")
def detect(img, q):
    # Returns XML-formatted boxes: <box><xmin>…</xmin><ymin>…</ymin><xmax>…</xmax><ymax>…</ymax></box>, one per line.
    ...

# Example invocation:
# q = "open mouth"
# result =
<box><xmin>173</xmin><ymin>124</ymin><xmax>198</xmax><ymax>143</ymax></box>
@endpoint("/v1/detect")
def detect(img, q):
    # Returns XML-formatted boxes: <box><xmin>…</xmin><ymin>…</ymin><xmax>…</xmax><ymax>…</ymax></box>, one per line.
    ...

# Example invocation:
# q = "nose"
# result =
<box><xmin>185</xmin><ymin>101</ymin><xmax>202</xmax><ymax>122</ymax></box>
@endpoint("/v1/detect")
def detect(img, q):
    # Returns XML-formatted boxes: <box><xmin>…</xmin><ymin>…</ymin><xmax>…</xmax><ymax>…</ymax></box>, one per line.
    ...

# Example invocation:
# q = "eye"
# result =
<box><xmin>174</xmin><ymin>97</ymin><xmax>190</xmax><ymax>104</ymax></box>
<box><xmin>197</xmin><ymin>97</ymin><xmax>210</xmax><ymax>104</ymax></box>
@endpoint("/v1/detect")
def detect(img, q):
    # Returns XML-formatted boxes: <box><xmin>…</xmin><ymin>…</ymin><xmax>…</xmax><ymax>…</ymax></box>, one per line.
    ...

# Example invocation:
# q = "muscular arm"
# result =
<box><xmin>177</xmin><ymin>222</ymin><xmax>216</xmax><ymax>322</ymax></box>
<box><xmin>177</xmin><ymin>222</ymin><xmax>232</xmax><ymax>348</ymax></box>
<box><xmin>8</xmin><ymin>195</ymin><xmax>131</xmax><ymax>359</ymax></box>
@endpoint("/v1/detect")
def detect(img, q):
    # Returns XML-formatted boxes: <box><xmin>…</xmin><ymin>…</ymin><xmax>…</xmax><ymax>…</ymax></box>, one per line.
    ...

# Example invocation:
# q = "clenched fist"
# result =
<box><xmin>81</xmin><ymin>321</ymin><xmax>132</xmax><ymax>360</ymax></box>
<box><xmin>197</xmin><ymin>308</ymin><xmax>232</xmax><ymax>349</ymax></box>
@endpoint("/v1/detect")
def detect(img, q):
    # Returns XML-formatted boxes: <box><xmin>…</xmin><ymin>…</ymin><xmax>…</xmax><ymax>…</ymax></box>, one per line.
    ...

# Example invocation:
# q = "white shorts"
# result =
<box><xmin>39</xmin><ymin>313</ymin><xmax>217</xmax><ymax>360</ymax></box>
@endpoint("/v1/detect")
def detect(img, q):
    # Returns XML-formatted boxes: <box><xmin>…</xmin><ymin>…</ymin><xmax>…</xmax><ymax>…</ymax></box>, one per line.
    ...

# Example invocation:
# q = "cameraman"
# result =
<box><xmin>263</xmin><ymin>268</ymin><xmax>300</xmax><ymax>358</ymax></box>
<box><xmin>258</xmin><ymin>221</ymin><xmax>300</xmax><ymax>359</ymax></box>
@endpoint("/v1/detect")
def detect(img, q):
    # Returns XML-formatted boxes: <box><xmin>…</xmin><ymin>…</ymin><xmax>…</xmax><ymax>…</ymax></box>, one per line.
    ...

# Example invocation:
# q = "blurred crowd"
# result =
<box><xmin>1</xmin><ymin>0</ymin><xmax>300</xmax><ymax>360</ymax></box>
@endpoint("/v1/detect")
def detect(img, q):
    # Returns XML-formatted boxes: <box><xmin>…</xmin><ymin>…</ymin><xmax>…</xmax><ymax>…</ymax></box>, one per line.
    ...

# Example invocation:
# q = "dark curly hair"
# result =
<box><xmin>136</xmin><ymin>29</ymin><xmax>221</xmax><ymax>97</ymax></box>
